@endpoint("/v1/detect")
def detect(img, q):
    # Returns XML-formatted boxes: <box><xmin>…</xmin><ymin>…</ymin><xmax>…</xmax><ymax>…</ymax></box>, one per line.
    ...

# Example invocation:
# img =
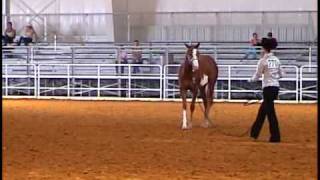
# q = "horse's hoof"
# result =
<box><xmin>181</xmin><ymin>125</ymin><xmax>191</xmax><ymax>130</ymax></box>
<box><xmin>200</xmin><ymin>122</ymin><xmax>212</xmax><ymax>128</ymax></box>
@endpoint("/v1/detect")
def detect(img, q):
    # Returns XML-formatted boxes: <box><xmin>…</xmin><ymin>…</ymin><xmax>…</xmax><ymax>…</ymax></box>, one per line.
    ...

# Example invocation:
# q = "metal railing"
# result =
<box><xmin>300</xmin><ymin>65</ymin><xmax>317</xmax><ymax>103</ymax></box>
<box><xmin>2</xmin><ymin>64</ymin><xmax>37</xmax><ymax>97</ymax></box>
<box><xmin>35</xmin><ymin>64</ymin><xmax>162</xmax><ymax>100</ymax></box>
<box><xmin>163</xmin><ymin>64</ymin><xmax>300</xmax><ymax>102</ymax></box>
<box><xmin>2</xmin><ymin>45</ymin><xmax>317</xmax><ymax>67</ymax></box>
<box><xmin>2</xmin><ymin>63</ymin><xmax>317</xmax><ymax>103</ymax></box>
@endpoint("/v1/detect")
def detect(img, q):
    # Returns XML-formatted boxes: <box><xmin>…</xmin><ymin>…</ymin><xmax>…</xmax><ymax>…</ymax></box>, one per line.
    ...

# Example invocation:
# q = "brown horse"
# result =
<box><xmin>179</xmin><ymin>43</ymin><xmax>218</xmax><ymax>129</ymax></box>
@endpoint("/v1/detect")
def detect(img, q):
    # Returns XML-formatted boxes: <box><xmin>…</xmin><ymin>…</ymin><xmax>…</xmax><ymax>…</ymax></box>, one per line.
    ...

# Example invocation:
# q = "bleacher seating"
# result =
<box><xmin>2</xmin><ymin>41</ymin><xmax>316</xmax><ymax>99</ymax></box>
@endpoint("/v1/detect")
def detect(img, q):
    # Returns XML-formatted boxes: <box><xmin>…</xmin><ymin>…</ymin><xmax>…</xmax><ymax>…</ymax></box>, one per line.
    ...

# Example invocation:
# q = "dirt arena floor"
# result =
<box><xmin>2</xmin><ymin>99</ymin><xmax>317</xmax><ymax>180</ymax></box>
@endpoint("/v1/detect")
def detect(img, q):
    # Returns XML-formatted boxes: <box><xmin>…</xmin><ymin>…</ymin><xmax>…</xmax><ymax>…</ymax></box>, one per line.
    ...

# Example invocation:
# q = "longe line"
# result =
<box><xmin>197</xmin><ymin>99</ymin><xmax>251</xmax><ymax>137</ymax></box>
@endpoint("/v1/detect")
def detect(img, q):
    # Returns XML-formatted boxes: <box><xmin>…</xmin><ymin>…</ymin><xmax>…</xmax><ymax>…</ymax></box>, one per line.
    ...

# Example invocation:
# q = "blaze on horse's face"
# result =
<box><xmin>184</xmin><ymin>43</ymin><xmax>200</xmax><ymax>63</ymax></box>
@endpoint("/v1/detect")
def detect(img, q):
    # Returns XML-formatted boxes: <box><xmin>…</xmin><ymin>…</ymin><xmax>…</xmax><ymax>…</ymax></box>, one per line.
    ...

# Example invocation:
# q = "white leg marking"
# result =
<box><xmin>182</xmin><ymin>109</ymin><xmax>187</xmax><ymax>129</ymax></box>
<box><xmin>200</xmin><ymin>74</ymin><xmax>208</xmax><ymax>86</ymax></box>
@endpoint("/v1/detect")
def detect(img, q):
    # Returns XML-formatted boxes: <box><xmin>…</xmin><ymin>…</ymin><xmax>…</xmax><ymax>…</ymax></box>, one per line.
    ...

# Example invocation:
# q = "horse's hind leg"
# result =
<box><xmin>203</xmin><ymin>83</ymin><xmax>214</xmax><ymax>128</ymax></box>
<box><xmin>200</xmin><ymin>86</ymin><xmax>209</xmax><ymax>128</ymax></box>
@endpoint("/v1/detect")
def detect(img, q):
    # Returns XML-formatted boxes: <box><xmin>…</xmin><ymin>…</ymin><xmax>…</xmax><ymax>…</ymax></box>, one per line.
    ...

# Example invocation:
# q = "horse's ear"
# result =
<box><xmin>184</xmin><ymin>43</ymin><xmax>191</xmax><ymax>48</ymax></box>
<box><xmin>194</xmin><ymin>42</ymin><xmax>200</xmax><ymax>49</ymax></box>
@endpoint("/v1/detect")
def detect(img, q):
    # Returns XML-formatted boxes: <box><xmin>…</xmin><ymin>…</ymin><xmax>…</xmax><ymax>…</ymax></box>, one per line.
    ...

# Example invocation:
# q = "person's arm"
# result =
<box><xmin>249</xmin><ymin>59</ymin><xmax>264</xmax><ymax>82</ymax></box>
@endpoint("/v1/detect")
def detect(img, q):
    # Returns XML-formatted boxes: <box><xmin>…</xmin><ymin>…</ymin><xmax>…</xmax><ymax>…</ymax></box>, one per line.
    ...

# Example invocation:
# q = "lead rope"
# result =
<box><xmin>196</xmin><ymin>92</ymin><xmax>251</xmax><ymax>138</ymax></box>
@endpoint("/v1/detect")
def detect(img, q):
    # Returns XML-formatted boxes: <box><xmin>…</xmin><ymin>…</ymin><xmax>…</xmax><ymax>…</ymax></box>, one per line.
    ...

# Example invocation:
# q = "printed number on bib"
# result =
<box><xmin>268</xmin><ymin>59</ymin><xmax>277</xmax><ymax>68</ymax></box>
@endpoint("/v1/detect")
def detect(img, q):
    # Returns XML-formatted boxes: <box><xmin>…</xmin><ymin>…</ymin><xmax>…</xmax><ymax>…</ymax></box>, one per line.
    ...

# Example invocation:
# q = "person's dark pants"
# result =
<box><xmin>2</xmin><ymin>35</ymin><xmax>14</xmax><ymax>45</ymax></box>
<box><xmin>250</xmin><ymin>86</ymin><xmax>281</xmax><ymax>142</ymax></box>
<box><xmin>17</xmin><ymin>37</ymin><xmax>32</xmax><ymax>46</ymax></box>
<box><xmin>132</xmin><ymin>60</ymin><xmax>143</xmax><ymax>74</ymax></box>
<box><xmin>116</xmin><ymin>60</ymin><xmax>128</xmax><ymax>74</ymax></box>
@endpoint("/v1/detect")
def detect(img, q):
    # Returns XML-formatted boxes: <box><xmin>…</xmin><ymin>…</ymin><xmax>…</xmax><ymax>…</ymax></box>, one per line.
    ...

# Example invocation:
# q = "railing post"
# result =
<box><xmin>34</xmin><ymin>64</ymin><xmax>37</xmax><ymax>98</ymax></box>
<box><xmin>67</xmin><ymin>65</ymin><xmax>70</xmax><ymax>97</ymax></box>
<box><xmin>228</xmin><ymin>66</ymin><xmax>231</xmax><ymax>101</ymax></box>
<box><xmin>163</xmin><ymin>65</ymin><xmax>166</xmax><ymax>99</ymax></box>
<box><xmin>116</xmin><ymin>48</ymin><xmax>121</xmax><ymax>97</ymax></box>
<box><xmin>27</xmin><ymin>47</ymin><xmax>31</xmax><ymax>95</ymax></box>
<box><xmin>38</xmin><ymin>65</ymin><xmax>41</xmax><ymax>97</ymax></box>
<box><xmin>308</xmin><ymin>46</ymin><xmax>312</xmax><ymax>72</ymax></box>
<box><xmin>159</xmin><ymin>65</ymin><xmax>162</xmax><ymax>100</ymax></box>
<box><xmin>5</xmin><ymin>64</ymin><xmax>8</xmax><ymax>96</ymax></box>
<box><xmin>165</xmin><ymin>47</ymin><xmax>169</xmax><ymax>65</ymax></box>
<box><xmin>71</xmin><ymin>47</ymin><xmax>75</xmax><ymax>96</ymax></box>
<box><xmin>300</xmin><ymin>66</ymin><xmax>303</xmax><ymax>102</ymax></box>
<box><xmin>295</xmin><ymin>66</ymin><xmax>299</xmax><ymax>103</ymax></box>
<box><xmin>128</xmin><ymin>64</ymin><xmax>131</xmax><ymax>98</ymax></box>
<box><xmin>97</xmin><ymin>65</ymin><xmax>100</xmax><ymax>97</ymax></box>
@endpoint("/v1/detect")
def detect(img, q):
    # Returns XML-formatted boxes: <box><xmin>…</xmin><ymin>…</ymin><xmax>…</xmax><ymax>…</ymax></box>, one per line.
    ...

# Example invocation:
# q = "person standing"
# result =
<box><xmin>267</xmin><ymin>32</ymin><xmax>278</xmax><ymax>50</ymax></box>
<box><xmin>132</xmin><ymin>40</ymin><xmax>142</xmax><ymax>74</ymax></box>
<box><xmin>116</xmin><ymin>45</ymin><xmax>128</xmax><ymax>74</ymax></box>
<box><xmin>243</xmin><ymin>32</ymin><xmax>261</xmax><ymax>60</ymax></box>
<box><xmin>248</xmin><ymin>38</ymin><xmax>284</xmax><ymax>143</ymax></box>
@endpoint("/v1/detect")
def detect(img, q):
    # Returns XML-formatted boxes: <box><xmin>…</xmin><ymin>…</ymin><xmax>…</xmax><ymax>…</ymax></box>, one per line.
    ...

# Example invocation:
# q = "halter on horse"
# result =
<box><xmin>178</xmin><ymin>43</ymin><xmax>218</xmax><ymax>130</ymax></box>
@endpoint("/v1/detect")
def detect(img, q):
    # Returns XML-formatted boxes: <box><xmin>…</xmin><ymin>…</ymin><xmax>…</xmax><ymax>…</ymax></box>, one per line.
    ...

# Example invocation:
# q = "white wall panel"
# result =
<box><xmin>128</xmin><ymin>0</ymin><xmax>317</xmax><ymax>12</ymax></box>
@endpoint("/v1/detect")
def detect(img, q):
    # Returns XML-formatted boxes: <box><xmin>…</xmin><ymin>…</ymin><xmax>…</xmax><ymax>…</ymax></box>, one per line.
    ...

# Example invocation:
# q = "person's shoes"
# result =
<box><xmin>250</xmin><ymin>136</ymin><xmax>257</xmax><ymax>140</ymax></box>
<box><xmin>269</xmin><ymin>137</ymin><xmax>281</xmax><ymax>143</ymax></box>
<box><xmin>250</xmin><ymin>133</ymin><xmax>258</xmax><ymax>141</ymax></box>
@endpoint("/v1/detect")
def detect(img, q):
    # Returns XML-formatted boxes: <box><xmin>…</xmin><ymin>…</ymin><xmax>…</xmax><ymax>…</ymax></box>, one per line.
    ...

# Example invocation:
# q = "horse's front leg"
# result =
<box><xmin>189</xmin><ymin>86</ymin><xmax>198</xmax><ymax>129</ymax></box>
<box><xmin>181</xmin><ymin>88</ymin><xmax>188</xmax><ymax>130</ymax></box>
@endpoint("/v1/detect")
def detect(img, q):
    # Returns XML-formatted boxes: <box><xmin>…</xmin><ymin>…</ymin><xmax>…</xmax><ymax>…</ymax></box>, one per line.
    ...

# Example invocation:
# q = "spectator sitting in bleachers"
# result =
<box><xmin>132</xmin><ymin>40</ymin><xmax>143</xmax><ymax>74</ymax></box>
<box><xmin>2</xmin><ymin>22</ymin><xmax>16</xmax><ymax>46</ymax></box>
<box><xmin>17</xmin><ymin>24</ymin><xmax>37</xmax><ymax>46</ymax></box>
<box><xmin>243</xmin><ymin>32</ymin><xmax>261</xmax><ymax>61</ymax></box>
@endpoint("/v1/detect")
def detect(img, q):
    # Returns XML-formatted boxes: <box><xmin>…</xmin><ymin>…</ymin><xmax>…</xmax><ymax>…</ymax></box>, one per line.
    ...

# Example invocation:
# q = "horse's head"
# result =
<box><xmin>184</xmin><ymin>42</ymin><xmax>200</xmax><ymax>71</ymax></box>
